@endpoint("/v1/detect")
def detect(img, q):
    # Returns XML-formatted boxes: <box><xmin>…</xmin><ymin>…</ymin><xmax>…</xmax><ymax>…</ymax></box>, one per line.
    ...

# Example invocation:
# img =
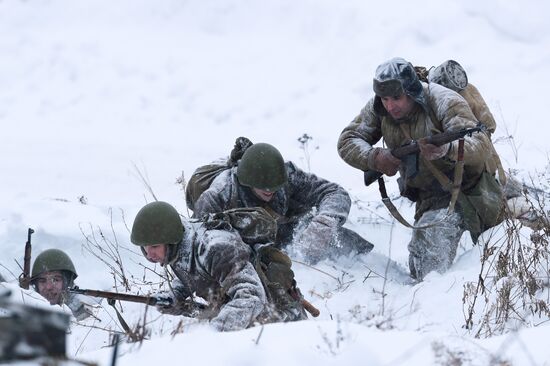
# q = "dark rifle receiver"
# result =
<box><xmin>363</xmin><ymin>126</ymin><xmax>482</xmax><ymax>186</ymax></box>
<box><xmin>18</xmin><ymin>228</ymin><xmax>35</xmax><ymax>289</ymax></box>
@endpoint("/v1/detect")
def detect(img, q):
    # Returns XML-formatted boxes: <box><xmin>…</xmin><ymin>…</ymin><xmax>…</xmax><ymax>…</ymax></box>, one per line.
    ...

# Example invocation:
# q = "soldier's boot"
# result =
<box><xmin>331</xmin><ymin>226</ymin><xmax>374</xmax><ymax>257</ymax></box>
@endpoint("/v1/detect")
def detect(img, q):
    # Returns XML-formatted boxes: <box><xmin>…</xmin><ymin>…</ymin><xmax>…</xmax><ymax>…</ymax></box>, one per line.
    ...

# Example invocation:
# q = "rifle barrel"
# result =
<box><xmin>392</xmin><ymin>127</ymin><xmax>480</xmax><ymax>159</ymax></box>
<box><xmin>69</xmin><ymin>288</ymin><xmax>156</xmax><ymax>305</ymax></box>
<box><xmin>426</xmin><ymin>127</ymin><xmax>481</xmax><ymax>147</ymax></box>
<box><xmin>19</xmin><ymin>228</ymin><xmax>34</xmax><ymax>290</ymax></box>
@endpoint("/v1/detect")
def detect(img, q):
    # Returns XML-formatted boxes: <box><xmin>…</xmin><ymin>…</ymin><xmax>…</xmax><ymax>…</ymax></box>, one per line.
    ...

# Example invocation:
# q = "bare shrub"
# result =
<box><xmin>463</xmin><ymin>169</ymin><xmax>550</xmax><ymax>338</ymax></box>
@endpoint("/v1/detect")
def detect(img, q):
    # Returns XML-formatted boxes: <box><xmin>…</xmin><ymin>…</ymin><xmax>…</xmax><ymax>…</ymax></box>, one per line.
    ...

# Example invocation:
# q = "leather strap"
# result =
<box><xmin>375</xmin><ymin>119</ymin><xmax>465</xmax><ymax>229</ymax></box>
<box><xmin>377</xmin><ymin>177</ymin><xmax>447</xmax><ymax>229</ymax></box>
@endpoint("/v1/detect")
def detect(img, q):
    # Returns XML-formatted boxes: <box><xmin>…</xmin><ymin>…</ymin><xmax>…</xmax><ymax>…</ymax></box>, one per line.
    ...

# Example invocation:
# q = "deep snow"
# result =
<box><xmin>1</xmin><ymin>0</ymin><xmax>550</xmax><ymax>365</ymax></box>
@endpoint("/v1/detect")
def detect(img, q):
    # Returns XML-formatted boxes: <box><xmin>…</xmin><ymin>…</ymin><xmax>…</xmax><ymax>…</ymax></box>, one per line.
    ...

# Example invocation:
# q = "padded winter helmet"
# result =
<box><xmin>237</xmin><ymin>143</ymin><xmax>288</xmax><ymax>192</ymax></box>
<box><xmin>31</xmin><ymin>249</ymin><xmax>78</xmax><ymax>280</ymax></box>
<box><xmin>428</xmin><ymin>60</ymin><xmax>468</xmax><ymax>92</ymax></box>
<box><xmin>372</xmin><ymin>57</ymin><xmax>427</xmax><ymax>115</ymax></box>
<box><xmin>130</xmin><ymin>201</ymin><xmax>184</xmax><ymax>246</ymax></box>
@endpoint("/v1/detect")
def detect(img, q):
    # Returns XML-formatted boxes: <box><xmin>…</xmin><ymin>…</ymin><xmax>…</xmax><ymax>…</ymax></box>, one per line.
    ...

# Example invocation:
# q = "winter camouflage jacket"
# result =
<box><xmin>338</xmin><ymin>82</ymin><xmax>493</xmax><ymax>218</ymax></box>
<box><xmin>167</xmin><ymin>220</ymin><xmax>267</xmax><ymax>331</ymax></box>
<box><xmin>193</xmin><ymin>162</ymin><xmax>351</xmax><ymax>227</ymax></box>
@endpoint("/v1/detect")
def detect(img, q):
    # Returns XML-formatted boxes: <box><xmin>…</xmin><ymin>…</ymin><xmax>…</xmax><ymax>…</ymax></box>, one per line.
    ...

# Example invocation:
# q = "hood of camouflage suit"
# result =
<box><xmin>372</xmin><ymin>57</ymin><xmax>428</xmax><ymax>116</ymax></box>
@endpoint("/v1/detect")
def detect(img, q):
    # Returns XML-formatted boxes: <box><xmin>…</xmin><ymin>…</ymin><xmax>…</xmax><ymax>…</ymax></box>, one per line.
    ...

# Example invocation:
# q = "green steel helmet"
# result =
<box><xmin>130</xmin><ymin>201</ymin><xmax>184</xmax><ymax>246</ymax></box>
<box><xmin>237</xmin><ymin>143</ymin><xmax>288</xmax><ymax>192</ymax></box>
<box><xmin>31</xmin><ymin>249</ymin><xmax>77</xmax><ymax>280</ymax></box>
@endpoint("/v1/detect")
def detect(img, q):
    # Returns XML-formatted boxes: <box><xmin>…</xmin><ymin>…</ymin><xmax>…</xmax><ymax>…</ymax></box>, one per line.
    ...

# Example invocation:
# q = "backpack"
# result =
<box><xmin>202</xmin><ymin>207</ymin><xmax>310</xmax><ymax>321</ymax></box>
<box><xmin>185</xmin><ymin>137</ymin><xmax>253</xmax><ymax>211</ymax></box>
<box><xmin>416</xmin><ymin>61</ymin><xmax>497</xmax><ymax>134</ymax></box>
<box><xmin>415</xmin><ymin>61</ymin><xmax>506</xmax><ymax>240</ymax></box>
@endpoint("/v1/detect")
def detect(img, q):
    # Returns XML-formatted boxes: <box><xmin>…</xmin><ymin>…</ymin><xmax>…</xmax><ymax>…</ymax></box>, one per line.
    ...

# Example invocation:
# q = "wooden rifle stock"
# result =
<box><xmin>289</xmin><ymin>286</ymin><xmax>320</xmax><ymax>317</ymax></box>
<box><xmin>18</xmin><ymin>228</ymin><xmax>34</xmax><ymax>289</ymax></box>
<box><xmin>301</xmin><ymin>298</ymin><xmax>320</xmax><ymax>317</ymax></box>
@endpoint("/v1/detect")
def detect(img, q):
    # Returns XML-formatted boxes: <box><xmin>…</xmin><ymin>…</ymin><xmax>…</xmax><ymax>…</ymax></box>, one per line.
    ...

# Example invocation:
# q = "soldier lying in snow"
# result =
<box><xmin>30</xmin><ymin>249</ymin><xmax>96</xmax><ymax>320</ymax></box>
<box><xmin>130</xmin><ymin>201</ymin><xmax>308</xmax><ymax>332</ymax></box>
<box><xmin>190</xmin><ymin>141</ymin><xmax>374</xmax><ymax>264</ymax></box>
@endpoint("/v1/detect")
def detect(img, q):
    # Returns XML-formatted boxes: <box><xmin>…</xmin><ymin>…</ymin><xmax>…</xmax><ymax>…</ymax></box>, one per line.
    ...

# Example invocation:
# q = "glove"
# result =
<box><xmin>154</xmin><ymin>291</ymin><xmax>206</xmax><ymax>317</ymax></box>
<box><xmin>418</xmin><ymin>140</ymin><xmax>450</xmax><ymax>161</ymax></box>
<box><xmin>72</xmin><ymin>303</ymin><xmax>96</xmax><ymax>321</ymax></box>
<box><xmin>65</xmin><ymin>293</ymin><xmax>99</xmax><ymax>321</ymax></box>
<box><xmin>294</xmin><ymin>215</ymin><xmax>339</xmax><ymax>264</ymax></box>
<box><xmin>371</xmin><ymin>148</ymin><xmax>400</xmax><ymax>176</ymax></box>
<box><xmin>229</xmin><ymin>137</ymin><xmax>253</xmax><ymax>164</ymax></box>
<box><xmin>152</xmin><ymin>291</ymin><xmax>181</xmax><ymax>315</ymax></box>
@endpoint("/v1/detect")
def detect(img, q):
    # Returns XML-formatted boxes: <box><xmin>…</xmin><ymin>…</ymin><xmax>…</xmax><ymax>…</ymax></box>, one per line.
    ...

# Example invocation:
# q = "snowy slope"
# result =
<box><xmin>1</xmin><ymin>0</ymin><xmax>550</xmax><ymax>365</ymax></box>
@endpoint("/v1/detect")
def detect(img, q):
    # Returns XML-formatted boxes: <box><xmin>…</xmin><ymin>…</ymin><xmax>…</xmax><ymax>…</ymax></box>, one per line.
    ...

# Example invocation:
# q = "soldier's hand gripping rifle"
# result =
<box><xmin>69</xmin><ymin>287</ymin><xmax>207</xmax><ymax>317</ymax></box>
<box><xmin>18</xmin><ymin>228</ymin><xmax>35</xmax><ymax>289</ymax></box>
<box><xmin>363</xmin><ymin>126</ymin><xmax>483</xmax><ymax>186</ymax></box>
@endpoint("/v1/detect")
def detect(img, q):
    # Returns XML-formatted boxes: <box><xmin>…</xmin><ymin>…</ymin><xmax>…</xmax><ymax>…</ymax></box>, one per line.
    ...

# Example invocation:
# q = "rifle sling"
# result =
<box><xmin>424</xmin><ymin>106</ymin><xmax>468</xmax><ymax>210</ymax></box>
<box><xmin>107</xmin><ymin>299</ymin><xmax>138</xmax><ymax>341</ymax></box>
<box><xmin>403</xmin><ymin>122</ymin><xmax>464</xmax><ymax>214</ymax></box>
<box><xmin>377</xmin><ymin>177</ymin><xmax>444</xmax><ymax>229</ymax></box>
<box><xmin>448</xmin><ymin>139</ymin><xmax>465</xmax><ymax>213</ymax></box>
<box><xmin>376</xmin><ymin>122</ymin><xmax>466</xmax><ymax>229</ymax></box>
<box><xmin>378</xmin><ymin>177</ymin><xmax>415</xmax><ymax>228</ymax></box>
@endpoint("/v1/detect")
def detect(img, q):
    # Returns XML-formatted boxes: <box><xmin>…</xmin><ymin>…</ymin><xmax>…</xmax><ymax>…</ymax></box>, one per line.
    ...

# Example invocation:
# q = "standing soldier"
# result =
<box><xmin>192</xmin><ymin>142</ymin><xmax>373</xmax><ymax>264</ymax></box>
<box><xmin>338</xmin><ymin>57</ymin><xmax>501</xmax><ymax>281</ymax></box>
<box><xmin>130</xmin><ymin>201</ymin><xmax>306</xmax><ymax>332</ymax></box>
<box><xmin>31</xmin><ymin>249</ymin><xmax>95</xmax><ymax>320</ymax></box>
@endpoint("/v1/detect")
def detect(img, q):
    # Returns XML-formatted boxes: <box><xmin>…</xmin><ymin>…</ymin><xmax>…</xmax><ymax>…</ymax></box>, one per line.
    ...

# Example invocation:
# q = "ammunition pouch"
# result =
<box><xmin>457</xmin><ymin>171</ymin><xmax>505</xmax><ymax>243</ymax></box>
<box><xmin>253</xmin><ymin>245</ymin><xmax>307</xmax><ymax>321</ymax></box>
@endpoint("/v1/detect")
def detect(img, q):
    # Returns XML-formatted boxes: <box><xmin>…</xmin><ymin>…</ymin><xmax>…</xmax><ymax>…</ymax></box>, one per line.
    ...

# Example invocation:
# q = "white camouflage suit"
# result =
<box><xmin>192</xmin><ymin>161</ymin><xmax>366</xmax><ymax>263</ymax></box>
<box><xmin>161</xmin><ymin>220</ymin><xmax>267</xmax><ymax>331</ymax></box>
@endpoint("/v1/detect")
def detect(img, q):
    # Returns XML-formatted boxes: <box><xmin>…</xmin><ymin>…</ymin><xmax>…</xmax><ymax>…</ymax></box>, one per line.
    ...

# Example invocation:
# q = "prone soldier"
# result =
<box><xmin>30</xmin><ymin>248</ymin><xmax>96</xmax><ymax>320</ymax></box>
<box><xmin>130</xmin><ymin>201</ymin><xmax>308</xmax><ymax>331</ymax></box>
<box><xmin>192</xmin><ymin>142</ymin><xmax>374</xmax><ymax>264</ymax></box>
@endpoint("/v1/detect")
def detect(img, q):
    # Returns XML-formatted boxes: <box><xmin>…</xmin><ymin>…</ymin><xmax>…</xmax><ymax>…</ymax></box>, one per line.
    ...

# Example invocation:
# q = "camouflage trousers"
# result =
<box><xmin>408</xmin><ymin>208</ymin><xmax>465</xmax><ymax>281</ymax></box>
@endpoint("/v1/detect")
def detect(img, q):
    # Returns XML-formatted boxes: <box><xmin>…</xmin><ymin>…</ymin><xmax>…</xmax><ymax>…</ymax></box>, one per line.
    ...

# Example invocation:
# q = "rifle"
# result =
<box><xmin>364</xmin><ymin>126</ymin><xmax>483</xmax><ymax>186</ymax></box>
<box><xmin>68</xmin><ymin>287</ymin><xmax>207</xmax><ymax>315</ymax></box>
<box><xmin>300</xmin><ymin>298</ymin><xmax>320</xmax><ymax>317</ymax></box>
<box><xmin>18</xmin><ymin>228</ymin><xmax>35</xmax><ymax>289</ymax></box>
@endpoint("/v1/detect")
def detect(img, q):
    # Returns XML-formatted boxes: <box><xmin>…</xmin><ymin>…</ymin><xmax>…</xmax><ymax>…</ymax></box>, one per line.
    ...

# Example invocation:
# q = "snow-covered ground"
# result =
<box><xmin>1</xmin><ymin>0</ymin><xmax>550</xmax><ymax>365</ymax></box>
